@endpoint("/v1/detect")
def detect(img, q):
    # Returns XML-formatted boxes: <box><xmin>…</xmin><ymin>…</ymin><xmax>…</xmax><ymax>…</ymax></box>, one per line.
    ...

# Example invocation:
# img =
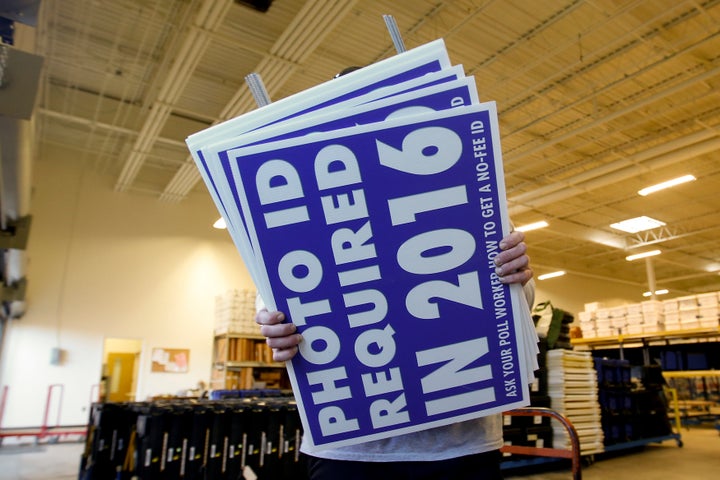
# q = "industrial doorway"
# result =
<box><xmin>101</xmin><ymin>338</ymin><xmax>142</xmax><ymax>403</ymax></box>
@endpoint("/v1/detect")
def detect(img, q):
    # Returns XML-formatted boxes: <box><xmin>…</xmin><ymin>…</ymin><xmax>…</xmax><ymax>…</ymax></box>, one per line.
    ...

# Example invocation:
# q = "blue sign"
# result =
<box><xmin>226</xmin><ymin>103</ymin><xmax>529</xmax><ymax>450</ymax></box>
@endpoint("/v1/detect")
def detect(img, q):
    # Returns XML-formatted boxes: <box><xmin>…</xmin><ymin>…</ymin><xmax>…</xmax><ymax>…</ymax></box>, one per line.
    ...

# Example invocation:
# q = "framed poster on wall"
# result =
<box><xmin>151</xmin><ymin>347</ymin><xmax>190</xmax><ymax>373</ymax></box>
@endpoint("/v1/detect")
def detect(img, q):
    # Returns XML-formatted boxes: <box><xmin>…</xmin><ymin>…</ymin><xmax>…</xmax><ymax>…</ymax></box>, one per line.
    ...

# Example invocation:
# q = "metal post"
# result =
<box><xmin>645</xmin><ymin>257</ymin><xmax>657</xmax><ymax>299</ymax></box>
<box><xmin>383</xmin><ymin>15</ymin><xmax>406</xmax><ymax>53</ymax></box>
<box><xmin>245</xmin><ymin>72</ymin><xmax>272</xmax><ymax>108</ymax></box>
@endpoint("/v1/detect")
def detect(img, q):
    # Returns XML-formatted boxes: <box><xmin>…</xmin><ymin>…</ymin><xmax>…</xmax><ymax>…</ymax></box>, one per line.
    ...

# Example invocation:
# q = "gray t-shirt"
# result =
<box><xmin>303</xmin><ymin>415</ymin><xmax>503</xmax><ymax>461</ymax></box>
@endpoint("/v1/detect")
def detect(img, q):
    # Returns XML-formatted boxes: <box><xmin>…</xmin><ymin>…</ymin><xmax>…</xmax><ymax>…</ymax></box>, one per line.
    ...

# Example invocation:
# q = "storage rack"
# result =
<box><xmin>212</xmin><ymin>289</ymin><xmax>289</xmax><ymax>390</ymax></box>
<box><xmin>211</xmin><ymin>332</ymin><xmax>288</xmax><ymax>390</ymax></box>
<box><xmin>572</xmin><ymin>326</ymin><xmax>720</xmax><ymax>363</ymax></box>
<box><xmin>663</xmin><ymin>370</ymin><xmax>720</xmax><ymax>432</ymax></box>
<box><xmin>79</xmin><ymin>395</ymin><xmax>304</xmax><ymax>480</ymax></box>
<box><xmin>570</xmin><ymin>335</ymin><xmax>685</xmax><ymax>451</ymax></box>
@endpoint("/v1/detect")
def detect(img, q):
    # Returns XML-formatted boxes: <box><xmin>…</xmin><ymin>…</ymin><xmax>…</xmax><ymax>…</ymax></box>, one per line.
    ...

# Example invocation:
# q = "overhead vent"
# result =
<box><xmin>235</xmin><ymin>0</ymin><xmax>273</xmax><ymax>13</ymax></box>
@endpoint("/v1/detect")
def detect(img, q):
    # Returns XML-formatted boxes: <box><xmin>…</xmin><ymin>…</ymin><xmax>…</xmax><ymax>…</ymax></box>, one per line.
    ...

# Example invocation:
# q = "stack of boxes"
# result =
<box><xmin>214</xmin><ymin>289</ymin><xmax>258</xmax><ymax>335</ymax></box>
<box><xmin>640</xmin><ymin>300</ymin><xmax>665</xmax><ymax>334</ymax></box>
<box><xmin>663</xmin><ymin>292</ymin><xmax>719</xmax><ymax>331</ymax></box>
<box><xmin>577</xmin><ymin>291</ymin><xmax>720</xmax><ymax>339</ymax></box>
<box><xmin>698</xmin><ymin>292</ymin><xmax>720</xmax><ymax>327</ymax></box>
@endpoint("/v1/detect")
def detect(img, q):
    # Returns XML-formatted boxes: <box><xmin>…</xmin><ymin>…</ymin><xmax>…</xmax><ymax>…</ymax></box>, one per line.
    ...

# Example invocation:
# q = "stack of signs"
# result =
<box><xmin>547</xmin><ymin>349</ymin><xmax>605</xmax><ymax>455</ymax></box>
<box><xmin>186</xmin><ymin>38</ymin><xmax>539</xmax><ymax>452</ymax></box>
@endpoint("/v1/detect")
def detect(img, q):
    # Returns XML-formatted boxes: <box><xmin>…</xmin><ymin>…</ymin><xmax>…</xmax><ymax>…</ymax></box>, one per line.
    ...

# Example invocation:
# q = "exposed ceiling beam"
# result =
<box><xmin>160</xmin><ymin>0</ymin><xmax>359</xmax><ymax>202</ymax></box>
<box><xmin>508</xmin><ymin>132</ymin><xmax>720</xmax><ymax>215</ymax></box>
<box><xmin>114</xmin><ymin>0</ymin><xmax>233</xmax><ymax>192</ymax></box>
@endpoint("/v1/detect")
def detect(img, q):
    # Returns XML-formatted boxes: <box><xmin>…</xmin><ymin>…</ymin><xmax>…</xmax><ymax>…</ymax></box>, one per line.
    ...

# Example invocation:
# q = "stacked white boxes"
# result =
<box><xmin>640</xmin><ymin>300</ymin><xmax>665</xmax><ymax>334</ymax></box>
<box><xmin>663</xmin><ymin>298</ymin><xmax>680</xmax><ymax>330</ymax></box>
<box><xmin>677</xmin><ymin>294</ymin><xmax>700</xmax><ymax>329</ymax></box>
<box><xmin>547</xmin><ymin>350</ymin><xmax>604</xmax><ymax>455</ymax></box>
<box><xmin>214</xmin><ymin>289</ymin><xmax>258</xmax><ymax>335</ymax></box>
<box><xmin>578</xmin><ymin>292</ymin><xmax>720</xmax><ymax>339</ymax></box>
<box><xmin>697</xmin><ymin>292</ymin><xmax>720</xmax><ymax>328</ymax></box>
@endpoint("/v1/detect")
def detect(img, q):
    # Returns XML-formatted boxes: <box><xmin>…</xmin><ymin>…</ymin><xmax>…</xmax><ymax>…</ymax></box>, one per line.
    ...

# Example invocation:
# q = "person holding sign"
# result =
<box><xmin>256</xmin><ymin>229</ymin><xmax>533</xmax><ymax>480</ymax></box>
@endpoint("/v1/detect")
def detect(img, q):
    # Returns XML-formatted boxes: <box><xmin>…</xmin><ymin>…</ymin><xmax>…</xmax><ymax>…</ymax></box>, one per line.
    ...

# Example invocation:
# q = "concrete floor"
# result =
<box><xmin>0</xmin><ymin>426</ymin><xmax>717</xmax><ymax>479</ymax></box>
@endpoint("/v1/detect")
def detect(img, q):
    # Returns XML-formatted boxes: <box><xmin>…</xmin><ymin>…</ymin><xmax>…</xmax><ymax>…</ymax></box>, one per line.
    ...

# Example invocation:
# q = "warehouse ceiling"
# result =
<box><xmin>20</xmin><ymin>0</ymin><xmax>720</xmax><ymax>297</ymax></box>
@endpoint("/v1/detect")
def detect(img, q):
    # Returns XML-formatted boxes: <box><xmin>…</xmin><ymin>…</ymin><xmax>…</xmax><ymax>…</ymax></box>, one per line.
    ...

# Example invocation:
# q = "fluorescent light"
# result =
<box><xmin>638</xmin><ymin>174</ymin><xmax>696</xmax><ymax>196</ymax></box>
<box><xmin>213</xmin><ymin>217</ymin><xmax>227</xmax><ymax>229</ymax></box>
<box><xmin>626</xmin><ymin>250</ymin><xmax>661</xmax><ymax>261</ymax></box>
<box><xmin>538</xmin><ymin>271</ymin><xmax>565</xmax><ymax>280</ymax></box>
<box><xmin>643</xmin><ymin>289</ymin><xmax>669</xmax><ymax>297</ymax></box>
<box><xmin>515</xmin><ymin>220</ymin><xmax>549</xmax><ymax>232</ymax></box>
<box><xmin>610</xmin><ymin>216</ymin><xmax>666</xmax><ymax>233</ymax></box>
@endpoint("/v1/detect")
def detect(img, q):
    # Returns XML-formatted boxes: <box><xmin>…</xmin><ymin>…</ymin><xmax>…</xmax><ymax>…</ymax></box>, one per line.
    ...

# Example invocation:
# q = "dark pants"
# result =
<box><xmin>307</xmin><ymin>449</ymin><xmax>503</xmax><ymax>480</ymax></box>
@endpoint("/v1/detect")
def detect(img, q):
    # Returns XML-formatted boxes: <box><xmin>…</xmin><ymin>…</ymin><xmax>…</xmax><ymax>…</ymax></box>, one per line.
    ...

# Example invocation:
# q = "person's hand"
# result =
<box><xmin>255</xmin><ymin>309</ymin><xmax>302</xmax><ymax>362</ymax></box>
<box><xmin>494</xmin><ymin>230</ymin><xmax>533</xmax><ymax>286</ymax></box>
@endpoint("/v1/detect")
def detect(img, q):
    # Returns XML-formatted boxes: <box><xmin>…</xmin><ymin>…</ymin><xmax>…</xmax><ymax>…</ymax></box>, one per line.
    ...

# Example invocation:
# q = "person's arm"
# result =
<box><xmin>256</xmin><ymin>230</ymin><xmax>533</xmax><ymax>361</ymax></box>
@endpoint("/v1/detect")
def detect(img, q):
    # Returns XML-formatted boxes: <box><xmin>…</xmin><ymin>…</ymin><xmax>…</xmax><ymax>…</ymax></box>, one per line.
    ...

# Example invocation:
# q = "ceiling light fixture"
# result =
<box><xmin>638</xmin><ymin>174</ymin><xmax>696</xmax><ymax>196</ymax></box>
<box><xmin>626</xmin><ymin>250</ymin><xmax>661</xmax><ymax>261</ymax></box>
<box><xmin>643</xmin><ymin>289</ymin><xmax>669</xmax><ymax>297</ymax></box>
<box><xmin>610</xmin><ymin>216</ymin><xmax>666</xmax><ymax>233</ymax></box>
<box><xmin>538</xmin><ymin>271</ymin><xmax>565</xmax><ymax>280</ymax></box>
<box><xmin>515</xmin><ymin>220</ymin><xmax>549</xmax><ymax>232</ymax></box>
<box><xmin>213</xmin><ymin>217</ymin><xmax>227</xmax><ymax>229</ymax></box>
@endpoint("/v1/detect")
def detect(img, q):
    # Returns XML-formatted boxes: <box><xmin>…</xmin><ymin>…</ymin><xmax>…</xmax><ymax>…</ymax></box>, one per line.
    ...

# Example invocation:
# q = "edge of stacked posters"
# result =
<box><xmin>547</xmin><ymin>349</ymin><xmax>604</xmax><ymax>455</ymax></box>
<box><xmin>186</xmin><ymin>37</ymin><xmax>539</xmax><ymax>452</ymax></box>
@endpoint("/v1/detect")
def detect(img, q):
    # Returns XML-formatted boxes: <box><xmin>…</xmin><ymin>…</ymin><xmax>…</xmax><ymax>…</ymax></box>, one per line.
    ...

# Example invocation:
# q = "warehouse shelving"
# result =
<box><xmin>210</xmin><ymin>332</ymin><xmax>288</xmax><ymax>390</ymax></box>
<box><xmin>571</xmin><ymin>326</ymin><xmax>720</xmax><ymax>349</ymax></box>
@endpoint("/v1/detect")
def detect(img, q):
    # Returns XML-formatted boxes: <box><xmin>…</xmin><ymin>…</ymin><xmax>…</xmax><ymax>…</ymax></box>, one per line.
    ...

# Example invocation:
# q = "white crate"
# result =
<box><xmin>643</xmin><ymin>323</ymin><xmax>665</xmax><ymax>334</ymax></box>
<box><xmin>609</xmin><ymin>306</ymin><xmax>628</xmax><ymax>317</ymax></box>
<box><xmin>595</xmin><ymin>327</ymin><xmax>615</xmax><ymax>337</ymax></box>
<box><xmin>641</xmin><ymin>300</ymin><xmax>663</xmax><ymax>314</ymax></box>
<box><xmin>595</xmin><ymin>308</ymin><xmax>611</xmax><ymax>319</ymax></box>
<box><xmin>610</xmin><ymin>317</ymin><xmax>628</xmax><ymax>328</ymax></box>
<box><xmin>595</xmin><ymin>318</ymin><xmax>611</xmax><ymax>330</ymax></box>
<box><xmin>584</xmin><ymin>302</ymin><xmax>605</xmax><ymax>312</ymax></box>
<box><xmin>679</xmin><ymin>309</ymin><xmax>699</xmax><ymax>322</ymax></box>
<box><xmin>677</xmin><ymin>294</ymin><xmax>699</xmax><ymax>309</ymax></box>
<box><xmin>626</xmin><ymin>324</ymin><xmax>644</xmax><ymax>334</ymax></box>
<box><xmin>698</xmin><ymin>305</ymin><xmax>719</xmax><ymax>319</ymax></box>
<box><xmin>699</xmin><ymin>317</ymin><xmax>719</xmax><ymax>328</ymax></box>
<box><xmin>697</xmin><ymin>292</ymin><xmax>719</xmax><ymax>307</ymax></box>
<box><xmin>578</xmin><ymin>311</ymin><xmax>594</xmax><ymax>322</ymax></box>
<box><xmin>662</xmin><ymin>299</ymin><xmax>679</xmax><ymax>314</ymax></box>
<box><xmin>664</xmin><ymin>321</ymin><xmax>681</xmax><ymax>332</ymax></box>
<box><xmin>626</xmin><ymin>303</ymin><xmax>642</xmax><ymax>315</ymax></box>
<box><xmin>579</xmin><ymin>321</ymin><xmax>597</xmax><ymax>333</ymax></box>
<box><xmin>680</xmin><ymin>318</ymin><xmax>700</xmax><ymax>329</ymax></box>
<box><xmin>625</xmin><ymin>313</ymin><xmax>644</xmax><ymax>325</ymax></box>
<box><xmin>665</xmin><ymin>311</ymin><xmax>680</xmax><ymax>323</ymax></box>
<box><xmin>580</xmin><ymin>327</ymin><xmax>597</xmax><ymax>339</ymax></box>
<box><xmin>642</xmin><ymin>312</ymin><xmax>665</xmax><ymax>325</ymax></box>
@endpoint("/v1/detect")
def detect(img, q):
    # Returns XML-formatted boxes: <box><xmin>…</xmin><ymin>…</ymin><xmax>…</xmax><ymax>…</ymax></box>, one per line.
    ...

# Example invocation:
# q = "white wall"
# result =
<box><xmin>0</xmin><ymin>146</ymin><xmax>253</xmax><ymax>428</ymax></box>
